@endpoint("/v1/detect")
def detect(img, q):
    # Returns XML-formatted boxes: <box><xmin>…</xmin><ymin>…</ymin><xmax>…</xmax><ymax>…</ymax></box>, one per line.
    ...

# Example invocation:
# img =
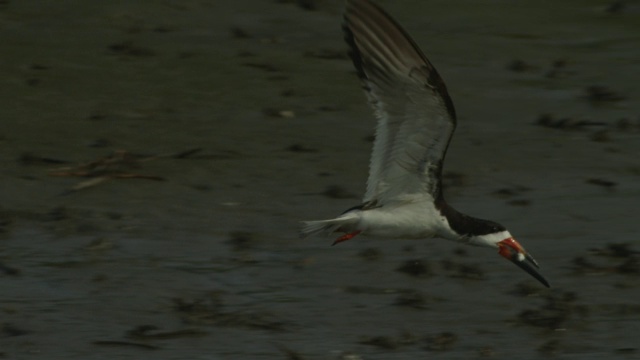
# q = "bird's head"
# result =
<box><xmin>469</xmin><ymin>230</ymin><xmax>550</xmax><ymax>288</ymax></box>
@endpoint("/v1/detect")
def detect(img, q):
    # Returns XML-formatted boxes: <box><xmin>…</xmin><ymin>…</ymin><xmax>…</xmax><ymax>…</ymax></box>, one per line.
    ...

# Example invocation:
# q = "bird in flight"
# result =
<box><xmin>301</xmin><ymin>0</ymin><xmax>549</xmax><ymax>287</ymax></box>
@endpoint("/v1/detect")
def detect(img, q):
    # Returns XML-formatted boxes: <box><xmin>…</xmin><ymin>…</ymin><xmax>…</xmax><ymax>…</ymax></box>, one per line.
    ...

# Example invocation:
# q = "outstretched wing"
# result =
<box><xmin>344</xmin><ymin>0</ymin><xmax>457</xmax><ymax>204</ymax></box>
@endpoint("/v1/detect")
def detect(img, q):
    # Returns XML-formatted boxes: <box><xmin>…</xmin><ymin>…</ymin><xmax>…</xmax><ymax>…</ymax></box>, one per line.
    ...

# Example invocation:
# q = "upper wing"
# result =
<box><xmin>343</xmin><ymin>0</ymin><xmax>457</xmax><ymax>204</ymax></box>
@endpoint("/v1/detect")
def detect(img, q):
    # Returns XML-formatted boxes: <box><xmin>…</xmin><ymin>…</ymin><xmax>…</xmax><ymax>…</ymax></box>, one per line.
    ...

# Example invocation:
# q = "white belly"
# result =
<box><xmin>355</xmin><ymin>200</ymin><xmax>446</xmax><ymax>239</ymax></box>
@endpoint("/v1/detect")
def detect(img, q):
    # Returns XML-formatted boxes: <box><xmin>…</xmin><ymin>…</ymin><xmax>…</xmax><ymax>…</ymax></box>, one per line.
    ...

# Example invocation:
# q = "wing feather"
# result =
<box><xmin>344</xmin><ymin>0</ymin><xmax>457</xmax><ymax>204</ymax></box>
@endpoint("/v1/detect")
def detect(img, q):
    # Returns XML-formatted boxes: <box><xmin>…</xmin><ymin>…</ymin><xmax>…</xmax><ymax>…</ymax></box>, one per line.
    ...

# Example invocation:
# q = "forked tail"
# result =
<box><xmin>300</xmin><ymin>214</ymin><xmax>359</xmax><ymax>239</ymax></box>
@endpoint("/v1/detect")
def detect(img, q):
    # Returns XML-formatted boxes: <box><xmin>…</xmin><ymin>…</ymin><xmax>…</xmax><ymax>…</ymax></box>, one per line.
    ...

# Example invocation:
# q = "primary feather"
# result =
<box><xmin>344</xmin><ymin>0</ymin><xmax>457</xmax><ymax>205</ymax></box>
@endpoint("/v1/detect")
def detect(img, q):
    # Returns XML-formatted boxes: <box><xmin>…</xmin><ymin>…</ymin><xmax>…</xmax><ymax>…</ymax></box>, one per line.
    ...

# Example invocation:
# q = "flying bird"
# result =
<box><xmin>301</xmin><ymin>0</ymin><xmax>549</xmax><ymax>287</ymax></box>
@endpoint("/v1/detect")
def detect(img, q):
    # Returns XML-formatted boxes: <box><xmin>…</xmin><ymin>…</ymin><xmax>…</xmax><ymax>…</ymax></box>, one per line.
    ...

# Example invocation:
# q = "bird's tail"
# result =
<box><xmin>300</xmin><ymin>214</ymin><xmax>358</xmax><ymax>239</ymax></box>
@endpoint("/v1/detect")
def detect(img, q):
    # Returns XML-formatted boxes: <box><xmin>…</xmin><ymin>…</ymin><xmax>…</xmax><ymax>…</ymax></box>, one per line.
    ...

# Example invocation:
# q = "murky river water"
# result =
<box><xmin>1</xmin><ymin>1</ymin><xmax>639</xmax><ymax>359</ymax></box>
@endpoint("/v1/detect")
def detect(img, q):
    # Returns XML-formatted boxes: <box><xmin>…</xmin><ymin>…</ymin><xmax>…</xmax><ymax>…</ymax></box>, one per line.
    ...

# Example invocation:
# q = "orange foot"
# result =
<box><xmin>332</xmin><ymin>230</ymin><xmax>362</xmax><ymax>246</ymax></box>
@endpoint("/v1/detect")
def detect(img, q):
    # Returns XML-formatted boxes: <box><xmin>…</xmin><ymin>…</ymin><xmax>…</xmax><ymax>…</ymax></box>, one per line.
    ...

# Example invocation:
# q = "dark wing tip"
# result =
<box><xmin>342</xmin><ymin>16</ymin><xmax>367</xmax><ymax>84</ymax></box>
<box><xmin>342</xmin><ymin>0</ymin><xmax>456</xmax><ymax>120</ymax></box>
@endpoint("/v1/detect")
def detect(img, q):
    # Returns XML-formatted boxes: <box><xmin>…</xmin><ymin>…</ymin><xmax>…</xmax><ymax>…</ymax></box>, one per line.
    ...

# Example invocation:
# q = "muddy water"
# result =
<box><xmin>1</xmin><ymin>0</ymin><xmax>639</xmax><ymax>359</ymax></box>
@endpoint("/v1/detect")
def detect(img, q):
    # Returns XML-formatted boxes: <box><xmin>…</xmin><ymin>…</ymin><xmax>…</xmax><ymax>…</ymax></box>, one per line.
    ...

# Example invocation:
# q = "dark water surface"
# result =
<box><xmin>1</xmin><ymin>0</ymin><xmax>639</xmax><ymax>359</ymax></box>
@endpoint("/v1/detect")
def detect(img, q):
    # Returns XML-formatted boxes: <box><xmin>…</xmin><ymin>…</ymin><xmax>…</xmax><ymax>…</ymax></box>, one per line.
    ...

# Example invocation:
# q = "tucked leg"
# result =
<box><xmin>332</xmin><ymin>230</ymin><xmax>361</xmax><ymax>246</ymax></box>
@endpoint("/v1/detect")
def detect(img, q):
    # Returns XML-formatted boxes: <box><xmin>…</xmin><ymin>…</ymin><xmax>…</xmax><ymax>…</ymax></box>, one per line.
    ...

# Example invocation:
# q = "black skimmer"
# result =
<box><xmin>301</xmin><ymin>0</ymin><xmax>550</xmax><ymax>288</ymax></box>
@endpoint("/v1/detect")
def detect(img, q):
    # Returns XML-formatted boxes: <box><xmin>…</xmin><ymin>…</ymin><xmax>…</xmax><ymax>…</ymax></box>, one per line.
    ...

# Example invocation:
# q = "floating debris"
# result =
<box><xmin>477</xmin><ymin>346</ymin><xmax>496</xmax><ymax>357</ymax></box>
<box><xmin>263</xmin><ymin>107</ymin><xmax>295</xmax><ymax>118</ymax></box>
<box><xmin>359</xmin><ymin>331</ymin><xmax>417</xmax><ymax>350</ymax></box>
<box><xmin>275</xmin><ymin>343</ymin><xmax>306</xmax><ymax>360</ymax></box>
<box><xmin>0</xmin><ymin>262</ymin><xmax>20</xmax><ymax>276</ymax></box>
<box><xmin>46</xmin><ymin>206</ymin><xmax>68</xmax><ymax>221</ymax></box>
<box><xmin>517</xmin><ymin>291</ymin><xmax>588</xmax><ymax>330</ymax></box>
<box><xmin>297</xmin><ymin>0</ymin><xmax>317</xmax><ymax>11</ymax></box>
<box><xmin>605</xmin><ymin>1</ymin><xmax>626</xmax><ymax>13</ymax></box>
<box><xmin>87</xmin><ymin>137</ymin><xmax>111</xmax><ymax>148</ymax></box>
<box><xmin>317</xmin><ymin>105</ymin><xmax>340</xmax><ymax>112</ymax></box>
<box><xmin>172</xmin><ymin>295</ymin><xmax>287</xmax><ymax>331</ymax></box>
<box><xmin>29</xmin><ymin>63</ymin><xmax>49</xmax><ymax>70</ymax></box>
<box><xmin>358</xmin><ymin>247</ymin><xmax>382</xmax><ymax>261</ymax></box>
<box><xmin>509</xmin><ymin>281</ymin><xmax>545</xmax><ymax>297</ymax></box>
<box><xmin>242</xmin><ymin>62</ymin><xmax>279</xmax><ymax>72</ymax></box>
<box><xmin>303</xmin><ymin>49</ymin><xmax>346</xmax><ymax>60</ymax></box>
<box><xmin>83</xmin><ymin>237</ymin><xmax>116</xmax><ymax>253</ymax></box>
<box><xmin>572</xmin><ymin>256</ymin><xmax>602</xmax><ymax>273</ymax></box>
<box><xmin>425</xmin><ymin>332</ymin><xmax>458</xmax><ymax>351</ymax></box>
<box><xmin>393</xmin><ymin>289</ymin><xmax>428</xmax><ymax>309</ymax></box>
<box><xmin>396</xmin><ymin>259</ymin><xmax>432</xmax><ymax>278</ymax></box>
<box><xmin>440</xmin><ymin>259</ymin><xmax>485</xmax><ymax>280</ymax></box>
<box><xmin>590</xmin><ymin>130</ymin><xmax>611</xmax><ymax>142</ymax></box>
<box><xmin>19</xmin><ymin>152</ymin><xmax>68</xmax><ymax>165</ymax></box>
<box><xmin>226</xmin><ymin>231</ymin><xmax>255</xmax><ymax>251</ymax></box>
<box><xmin>236</xmin><ymin>50</ymin><xmax>255</xmax><ymax>58</ymax></box>
<box><xmin>230</xmin><ymin>26</ymin><xmax>251</xmax><ymax>39</ymax></box>
<box><xmin>267</xmin><ymin>74</ymin><xmax>289</xmax><ymax>81</ymax></box>
<box><xmin>126</xmin><ymin>325</ymin><xmax>208</xmax><ymax>340</ymax></box>
<box><xmin>544</xmin><ymin>59</ymin><xmax>572</xmax><ymax>78</ymax></box>
<box><xmin>491</xmin><ymin>186</ymin><xmax>531</xmax><ymax>201</ymax></box>
<box><xmin>586</xmin><ymin>178</ymin><xmax>617</xmax><ymax>189</ymax></box>
<box><xmin>452</xmin><ymin>247</ymin><xmax>467</xmax><ymax>256</ymax></box>
<box><xmin>617</xmin><ymin>258</ymin><xmax>639</xmax><ymax>274</ymax></box>
<box><xmin>93</xmin><ymin>340</ymin><xmax>159</xmax><ymax>350</ymax></box>
<box><xmin>1</xmin><ymin>323</ymin><xmax>30</xmax><ymax>337</ymax></box>
<box><xmin>322</xmin><ymin>185</ymin><xmax>357</xmax><ymax>199</ymax></box>
<box><xmin>333</xmin><ymin>351</ymin><xmax>363</xmax><ymax>360</ymax></box>
<box><xmin>108</xmin><ymin>41</ymin><xmax>156</xmax><ymax>57</ymax></box>
<box><xmin>538</xmin><ymin>339</ymin><xmax>562</xmax><ymax>356</ymax></box>
<box><xmin>359</xmin><ymin>336</ymin><xmax>399</xmax><ymax>350</ymax></box>
<box><xmin>535</xmin><ymin>113</ymin><xmax>606</xmax><ymax>130</ymax></box>
<box><xmin>48</xmin><ymin>148</ymin><xmax>202</xmax><ymax>193</ymax></box>
<box><xmin>615</xmin><ymin>117</ymin><xmax>640</xmax><ymax>132</ymax></box>
<box><xmin>286</xmin><ymin>144</ymin><xmax>317</xmax><ymax>153</ymax></box>
<box><xmin>25</xmin><ymin>78</ymin><xmax>41</xmax><ymax>86</ymax></box>
<box><xmin>49</xmin><ymin>150</ymin><xmax>165</xmax><ymax>193</ymax></box>
<box><xmin>343</xmin><ymin>285</ymin><xmax>397</xmax><ymax>295</ymax></box>
<box><xmin>506</xmin><ymin>59</ymin><xmax>536</xmax><ymax>72</ymax></box>
<box><xmin>0</xmin><ymin>212</ymin><xmax>12</xmax><ymax>234</ymax></box>
<box><xmin>152</xmin><ymin>25</ymin><xmax>174</xmax><ymax>33</ymax></box>
<box><xmin>584</xmin><ymin>85</ymin><xmax>625</xmax><ymax>104</ymax></box>
<box><xmin>614</xmin><ymin>348</ymin><xmax>638</xmax><ymax>355</ymax></box>
<box><xmin>492</xmin><ymin>188</ymin><xmax>518</xmax><ymax>199</ymax></box>
<box><xmin>507</xmin><ymin>199</ymin><xmax>532</xmax><ymax>207</ymax></box>
<box><xmin>172</xmin><ymin>147</ymin><xmax>203</xmax><ymax>159</ymax></box>
<box><xmin>590</xmin><ymin>243</ymin><xmax>639</xmax><ymax>258</ymax></box>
